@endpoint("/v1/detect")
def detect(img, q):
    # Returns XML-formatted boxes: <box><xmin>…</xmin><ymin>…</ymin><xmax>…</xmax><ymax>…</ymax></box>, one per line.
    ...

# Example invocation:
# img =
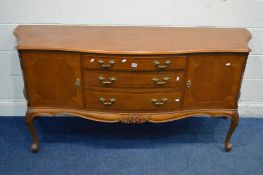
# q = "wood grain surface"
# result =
<box><xmin>14</xmin><ymin>25</ymin><xmax>252</xmax><ymax>54</ymax></box>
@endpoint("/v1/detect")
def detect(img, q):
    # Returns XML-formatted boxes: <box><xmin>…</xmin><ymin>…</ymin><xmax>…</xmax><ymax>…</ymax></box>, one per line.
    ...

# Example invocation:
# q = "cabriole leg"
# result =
<box><xmin>25</xmin><ymin>111</ymin><xmax>39</xmax><ymax>153</ymax></box>
<box><xmin>224</xmin><ymin>111</ymin><xmax>239</xmax><ymax>152</ymax></box>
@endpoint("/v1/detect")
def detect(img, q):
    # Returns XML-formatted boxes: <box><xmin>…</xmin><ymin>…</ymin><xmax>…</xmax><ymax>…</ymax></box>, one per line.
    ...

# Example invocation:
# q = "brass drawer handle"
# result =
<box><xmin>153</xmin><ymin>60</ymin><xmax>171</xmax><ymax>69</ymax></box>
<box><xmin>152</xmin><ymin>77</ymin><xmax>170</xmax><ymax>85</ymax></box>
<box><xmin>151</xmin><ymin>98</ymin><xmax>168</xmax><ymax>106</ymax></box>
<box><xmin>98</xmin><ymin>59</ymin><xmax>115</xmax><ymax>68</ymax></box>
<box><xmin>186</xmin><ymin>80</ymin><xmax>192</xmax><ymax>88</ymax></box>
<box><xmin>98</xmin><ymin>76</ymin><xmax>117</xmax><ymax>84</ymax></box>
<box><xmin>75</xmin><ymin>78</ymin><xmax>81</xmax><ymax>87</ymax></box>
<box><xmin>100</xmin><ymin>97</ymin><xmax>116</xmax><ymax>105</ymax></box>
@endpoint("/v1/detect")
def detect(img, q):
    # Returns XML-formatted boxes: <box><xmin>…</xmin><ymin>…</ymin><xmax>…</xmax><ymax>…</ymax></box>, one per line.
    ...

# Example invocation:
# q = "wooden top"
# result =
<box><xmin>14</xmin><ymin>25</ymin><xmax>252</xmax><ymax>55</ymax></box>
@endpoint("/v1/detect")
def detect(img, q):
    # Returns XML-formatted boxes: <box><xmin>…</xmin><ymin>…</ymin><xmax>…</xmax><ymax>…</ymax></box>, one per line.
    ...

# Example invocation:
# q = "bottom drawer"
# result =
<box><xmin>84</xmin><ymin>88</ymin><xmax>182</xmax><ymax>111</ymax></box>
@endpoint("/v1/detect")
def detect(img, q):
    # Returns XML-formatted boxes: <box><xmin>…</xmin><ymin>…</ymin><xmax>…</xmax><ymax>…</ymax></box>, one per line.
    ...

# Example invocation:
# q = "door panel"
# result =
<box><xmin>184</xmin><ymin>54</ymin><xmax>246</xmax><ymax>109</ymax></box>
<box><xmin>21</xmin><ymin>52</ymin><xmax>83</xmax><ymax>108</ymax></box>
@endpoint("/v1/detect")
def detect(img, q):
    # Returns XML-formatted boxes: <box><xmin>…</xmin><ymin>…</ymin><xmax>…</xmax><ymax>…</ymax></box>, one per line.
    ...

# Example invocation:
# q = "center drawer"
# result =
<box><xmin>84</xmin><ymin>71</ymin><xmax>184</xmax><ymax>88</ymax></box>
<box><xmin>83</xmin><ymin>55</ymin><xmax>186</xmax><ymax>71</ymax></box>
<box><xmin>84</xmin><ymin>88</ymin><xmax>182</xmax><ymax>111</ymax></box>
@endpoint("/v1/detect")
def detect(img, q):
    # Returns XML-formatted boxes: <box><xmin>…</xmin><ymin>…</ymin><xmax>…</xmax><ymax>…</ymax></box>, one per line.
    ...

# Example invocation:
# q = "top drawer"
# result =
<box><xmin>82</xmin><ymin>55</ymin><xmax>186</xmax><ymax>71</ymax></box>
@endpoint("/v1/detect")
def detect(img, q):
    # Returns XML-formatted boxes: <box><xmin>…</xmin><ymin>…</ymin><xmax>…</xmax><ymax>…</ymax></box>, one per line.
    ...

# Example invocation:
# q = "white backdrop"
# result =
<box><xmin>0</xmin><ymin>0</ymin><xmax>263</xmax><ymax>116</ymax></box>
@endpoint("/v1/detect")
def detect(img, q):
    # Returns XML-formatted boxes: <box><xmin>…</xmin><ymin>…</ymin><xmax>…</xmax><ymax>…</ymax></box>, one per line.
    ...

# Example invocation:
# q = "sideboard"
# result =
<box><xmin>14</xmin><ymin>25</ymin><xmax>252</xmax><ymax>153</ymax></box>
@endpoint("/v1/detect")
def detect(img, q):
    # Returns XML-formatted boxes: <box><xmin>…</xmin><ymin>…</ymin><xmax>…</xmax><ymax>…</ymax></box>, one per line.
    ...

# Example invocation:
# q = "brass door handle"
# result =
<box><xmin>151</xmin><ymin>98</ymin><xmax>168</xmax><ymax>106</ymax></box>
<box><xmin>152</xmin><ymin>77</ymin><xmax>170</xmax><ymax>85</ymax></box>
<box><xmin>98</xmin><ymin>59</ymin><xmax>115</xmax><ymax>68</ymax></box>
<box><xmin>186</xmin><ymin>80</ymin><xmax>192</xmax><ymax>88</ymax></box>
<box><xmin>153</xmin><ymin>60</ymin><xmax>171</xmax><ymax>69</ymax></box>
<box><xmin>75</xmin><ymin>78</ymin><xmax>81</xmax><ymax>87</ymax></box>
<box><xmin>98</xmin><ymin>76</ymin><xmax>116</xmax><ymax>84</ymax></box>
<box><xmin>100</xmin><ymin>97</ymin><xmax>116</xmax><ymax>105</ymax></box>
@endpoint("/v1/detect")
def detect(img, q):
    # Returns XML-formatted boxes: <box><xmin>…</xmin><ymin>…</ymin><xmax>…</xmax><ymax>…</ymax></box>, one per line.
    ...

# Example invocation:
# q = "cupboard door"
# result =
<box><xmin>184</xmin><ymin>54</ymin><xmax>246</xmax><ymax>109</ymax></box>
<box><xmin>21</xmin><ymin>52</ymin><xmax>83</xmax><ymax>108</ymax></box>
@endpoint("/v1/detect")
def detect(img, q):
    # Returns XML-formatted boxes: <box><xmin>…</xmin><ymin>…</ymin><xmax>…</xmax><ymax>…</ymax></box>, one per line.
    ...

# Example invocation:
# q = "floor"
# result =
<box><xmin>0</xmin><ymin>116</ymin><xmax>263</xmax><ymax>175</ymax></box>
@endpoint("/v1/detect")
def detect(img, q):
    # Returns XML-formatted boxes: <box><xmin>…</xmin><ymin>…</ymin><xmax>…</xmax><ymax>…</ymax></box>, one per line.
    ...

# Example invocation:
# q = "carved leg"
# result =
<box><xmin>224</xmin><ymin>111</ymin><xmax>239</xmax><ymax>152</ymax></box>
<box><xmin>25</xmin><ymin>111</ymin><xmax>39</xmax><ymax>153</ymax></box>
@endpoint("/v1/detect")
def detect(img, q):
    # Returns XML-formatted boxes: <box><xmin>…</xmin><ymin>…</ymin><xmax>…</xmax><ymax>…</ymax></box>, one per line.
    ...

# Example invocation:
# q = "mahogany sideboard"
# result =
<box><xmin>14</xmin><ymin>25</ymin><xmax>252</xmax><ymax>153</ymax></box>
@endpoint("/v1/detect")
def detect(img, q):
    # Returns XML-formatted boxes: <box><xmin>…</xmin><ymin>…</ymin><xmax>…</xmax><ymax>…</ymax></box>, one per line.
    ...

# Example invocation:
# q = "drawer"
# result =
<box><xmin>82</xmin><ymin>55</ymin><xmax>186</xmax><ymax>71</ymax></box>
<box><xmin>84</xmin><ymin>88</ymin><xmax>182</xmax><ymax>111</ymax></box>
<box><xmin>84</xmin><ymin>71</ymin><xmax>184</xmax><ymax>88</ymax></box>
